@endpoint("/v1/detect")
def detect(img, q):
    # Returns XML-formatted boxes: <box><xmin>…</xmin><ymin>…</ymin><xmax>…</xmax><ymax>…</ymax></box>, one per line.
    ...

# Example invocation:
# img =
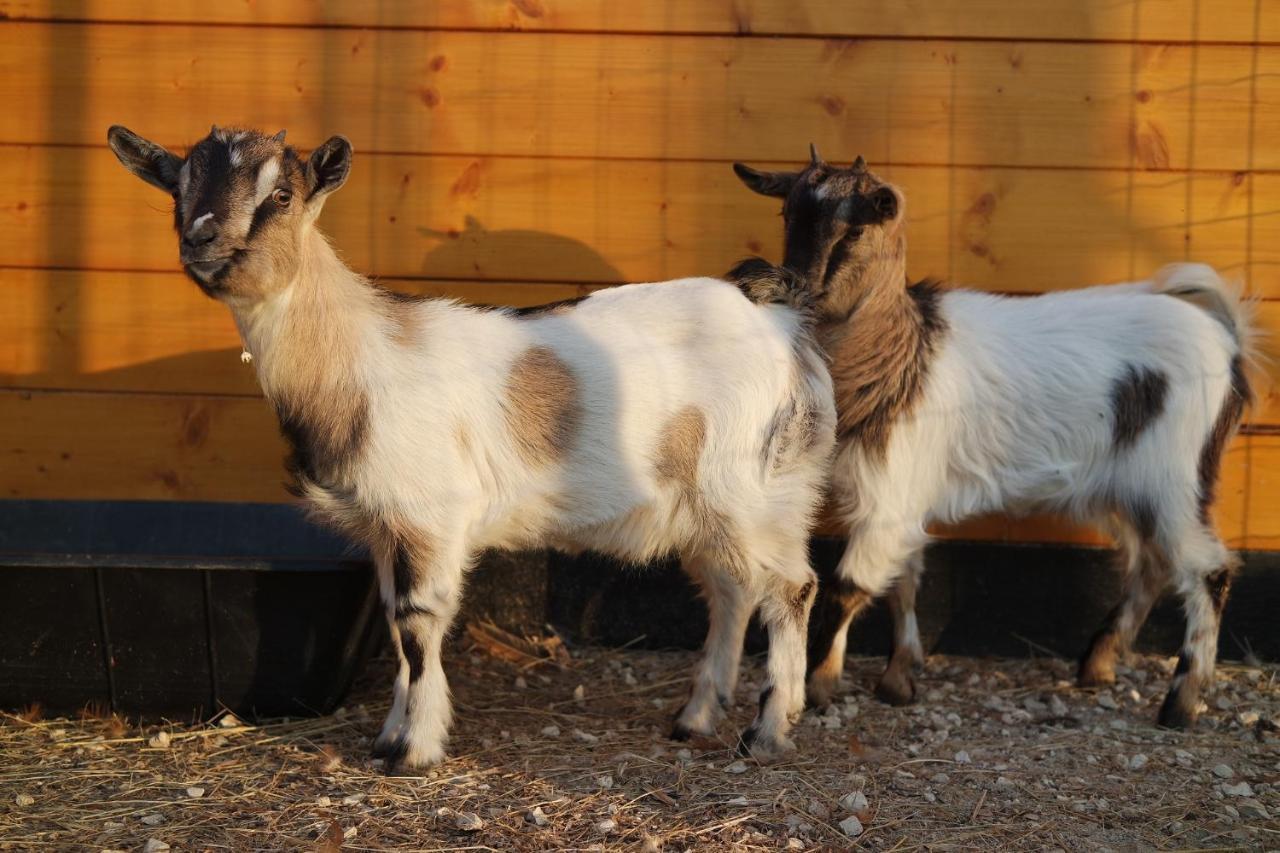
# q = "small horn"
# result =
<box><xmin>210</xmin><ymin>124</ymin><xmax>219</xmax><ymax>136</ymax></box>
<box><xmin>852</xmin><ymin>155</ymin><xmax>867</xmax><ymax>171</ymax></box>
<box><xmin>272</xmin><ymin>129</ymin><xmax>287</xmax><ymax>143</ymax></box>
<box><xmin>809</xmin><ymin>142</ymin><xmax>822</xmax><ymax>165</ymax></box>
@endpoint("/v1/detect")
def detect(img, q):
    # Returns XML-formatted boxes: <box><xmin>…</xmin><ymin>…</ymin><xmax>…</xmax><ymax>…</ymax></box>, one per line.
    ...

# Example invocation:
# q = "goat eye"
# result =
<box><xmin>271</xmin><ymin>188</ymin><xmax>293</xmax><ymax>206</ymax></box>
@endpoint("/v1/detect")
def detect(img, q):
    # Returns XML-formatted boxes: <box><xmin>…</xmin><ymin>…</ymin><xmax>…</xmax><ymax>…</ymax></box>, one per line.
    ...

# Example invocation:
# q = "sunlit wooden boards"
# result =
<box><xmin>4</xmin><ymin>148</ymin><xmax>1278</xmax><ymax>296</ymax></box>
<box><xmin>3</xmin><ymin>22</ymin><xmax>1278</xmax><ymax>169</ymax></box>
<box><xmin>3</xmin><ymin>269</ymin><xmax>1278</xmax><ymax>421</ymax></box>
<box><xmin>2</xmin><ymin>0</ymin><xmax>1276</xmax><ymax>43</ymax></box>
<box><xmin>3</xmin><ymin>387</ymin><xmax>1274</xmax><ymax>548</ymax></box>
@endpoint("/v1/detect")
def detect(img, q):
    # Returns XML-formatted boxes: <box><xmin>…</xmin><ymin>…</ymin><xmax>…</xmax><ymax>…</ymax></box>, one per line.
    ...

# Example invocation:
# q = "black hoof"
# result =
<box><xmin>736</xmin><ymin>725</ymin><xmax>759</xmax><ymax>757</ymax></box>
<box><xmin>874</xmin><ymin>670</ymin><xmax>916</xmax><ymax>707</ymax></box>
<box><xmin>1157</xmin><ymin>691</ymin><xmax>1199</xmax><ymax>729</ymax></box>
<box><xmin>670</xmin><ymin>722</ymin><xmax>694</xmax><ymax>742</ymax></box>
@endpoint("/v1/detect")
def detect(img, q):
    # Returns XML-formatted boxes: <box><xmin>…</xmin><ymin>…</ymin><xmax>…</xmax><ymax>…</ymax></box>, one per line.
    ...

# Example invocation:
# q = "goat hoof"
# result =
<box><xmin>736</xmin><ymin>726</ymin><xmax>795</xmax><ymax>764</ymax></box>
<box><xmin>804</xmin><ymin>676</ymin><xmax>837</xmax><ymax>711</ymax></box>
<box><xmin>669</xmin><ymin>722</ymin><xmax>695</xmax><ymax>742</ymax></box>
<box><xmin>1157</xmin><ymin>691</ymin><xmax>1200</xmax><ymax>729</ymax></box>
<box><xmin>1077</xmin><ymin>652</ymin><xmax>1117</xmax><ymax>688</ymax></box>
<box><xmin>874</xmin><ymin>669</ymin><xmax>917</xmax><ymax>706</ymax></box>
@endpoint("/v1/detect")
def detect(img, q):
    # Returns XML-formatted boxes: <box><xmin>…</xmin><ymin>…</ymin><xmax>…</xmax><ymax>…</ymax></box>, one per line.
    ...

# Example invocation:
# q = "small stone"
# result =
<box><xmin>725</xmin><ymin>795</ymin><xmax>749</xmax><ymax>806</ymax></box>
<box><xmin>641</xmin><ymin>835</ymin><xmax>662</xmax><ymax>853</ymax></box>
<box><xmin>218</xmin><ymin>713</ymin><xmax>241</xmax><ymax>728</ymax></box>
<box><xmin>1048</xmin><ymin>695</ymin><xmax>1069</xmax><ymax>717</ymax></box>
<box><xmin>808</xmin><ymin>800</ymin><xmax>830</xmax><ymax>820</ymax></box>
<box><xmin>840</xmin><ymin>791</ymin><xmax>869</xmax><ymax>813</ymax></box>
<box><xmin>596</xmin><ymin>774</ymin><xmax>614</xmax><ymax>790</ymax></box>
<box><xmin>924</xmin><ymin>790</ymin><xmax>937</xmax><ymax>803</ymax></box>
<box><xmin>341</xmin><ymin>793</ymin><xmax>365</xmax><ymax>806</ymax></box>
<box><xmin>1215</xmin><ymin>695</ymin><xmax>1233</xmax><ymax>711</ymax></box>
<box><xmin>724</xmin><ymin>760</ymin><xmax>749</xmax><ymax>774</ymax></box>
<box><xmin>596</xmin><ymin>818</ymin><xmax>617</xmax><ymax>834</ymax></box>
<box><xmin>185</xmin><ymin>787</ymin><xmax>205</xmax><ymax>799</ymax></box>
<box><xmin>996</xmin><ymin>776</ymin><xmax>1016</xmax><ymax>788</ymax></box>
<box><xmin>1129</xmin><ymin>754</ymin><xmax>1149</xmax><ymax>770</ymax></box>
<box><xmin>839</xmin><ymin>815</ymin><xmax>864</xmax><ymax>837</ymax></box>
<box><xmin>954</xmin><ymin>750</ymin><xmax>971</xmax><ymax>764</ymax></box>
<box><xmin>1239</xmin><ymin>799</ymin><xmax>1270</xmax><ymax>820</ymax></box>
<box><xmin>525</xmin><ymin>806</ymin><xmax>549</xmax><ymax>826</ymax></box>
<box><xmin>1213</xmin><ymin>764</ymin><xmax>1234</xmax><ymax>779</ymax></box>
<box><xmin>1222</xmin><ymin>781</ymin><xmax>1253</xmax><ymax>797</ymax></box>
<box><xmin>676</xmin><ymin>748</ymin><xmax>692</xmax><ymax>761</ymax></box>
<box><xmin>541</xmin><ymin>724</ymin><xmax>561</xmax><ymax>738</ymax></box>
<box><xmin>15</xmin><ymin>793</ymin><xmax>34</xmax><ymax>807</ymax></box>
<box><xmin>343</xmin><ymin>826</ymin><xmax>357</xmax><ymax>840</ymax></box>
<box><xmin>573</xmin><ymin>684</ymin><xmax>586</xmax><ymax>702</ymax></box>
<box><xmin>1175</xmin><ymin>749</ymin><xmax>1194</xmax><ymax>767</ymax></box>
<box><xmin>623</xmin><ymin>669</ymin><xmax>638</xmax><ymax>686</ymax></box>
<box><xmin>1223</xmin><ymin>804</ymin><xmax>1241</xmax><ymax>819</ymax></box>
<box><xmin>514</xmin><ymin>676</ymin><xmax>527</xmax><ymax>689</ymax></box>
<box><xmin>140</xmin><ymin>814</ymin><xmax>164</xmax><ymax>826</ymax></box>
<box><xmin>930</xmin><ymin>773</ymin><xmax>950</xmax><ymax>785</ymax></box>
<box><xmin>142</xmin><ymin>840</ymin><xmax>170</xmax><ymax>853</ymax></box>
<box><xmin>103</xmin><ymin>822</ymin><xmax>124</xmax><ymax>831</ymax></box>
<box><xmin>1126</xmin><ymin>688</ymin><xmax>1141</xmax><ymax>703</ymax></box>
<box><xmin>786</xmin><ymin>840</ymin><xmax>805</xmax><ymax>850</ymax></box>
<box><xmin>455</xmin><ymin>812</ymin><xmax>484</xmax><ymax>832</ymax></box>
<box><xmin>148</xmin><ymin>731</ymin><xmax>171</xmax><ymax>749</ymax></box>
<box><xmin>316</xmin><ymin>795</ymin><xmax>332</xmax><ymax>807</ymax></box>
<box><xmin>572</xmin><ymin>729</ymin><xmax>599</xmax><ymax>745</ymax></box>
<box><xmin>1096</xmin><ymin>692</ymin><xmax>1118</xmax><ymax>710</ymax></box>
<box><xmin>1238</xmin><ymin>710</ymin><xmax>1260</xmax><ymax>726</ymax></box>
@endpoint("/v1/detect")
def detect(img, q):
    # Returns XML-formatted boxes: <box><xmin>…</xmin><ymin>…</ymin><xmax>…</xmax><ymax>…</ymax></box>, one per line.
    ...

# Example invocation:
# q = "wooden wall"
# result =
<box><xmin>1</xmin><ymin>1</ymin><xmax>1277</xmax><ymax>549</ymax></box>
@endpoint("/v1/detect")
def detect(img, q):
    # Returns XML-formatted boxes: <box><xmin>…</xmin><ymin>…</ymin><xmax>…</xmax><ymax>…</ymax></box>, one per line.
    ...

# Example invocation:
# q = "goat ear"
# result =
<box><xmin>732</xmin><ymin>163</ymin><xmax>798</xmax><ymax>198</ymax></box>
<box><xmin>306</xmin><ymin>135</ymin><xmax>352</xmax><ymax>200</ymax></box>
<box><xmin>870</xmin><ymin>186</ymin><xmax>899</xmax><ymax>220</ymax></box>
<box><xmin>107</xmin><ymin>125</ymin><xmax>182</xmax><ymax>194</ymax></box>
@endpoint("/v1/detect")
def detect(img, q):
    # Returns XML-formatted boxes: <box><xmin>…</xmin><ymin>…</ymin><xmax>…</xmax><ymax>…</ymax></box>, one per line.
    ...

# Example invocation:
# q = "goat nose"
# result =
<box><xmin>183</xmin><ymin>213</ymin><xmax>218</xmax><ymax>247</ymax></box>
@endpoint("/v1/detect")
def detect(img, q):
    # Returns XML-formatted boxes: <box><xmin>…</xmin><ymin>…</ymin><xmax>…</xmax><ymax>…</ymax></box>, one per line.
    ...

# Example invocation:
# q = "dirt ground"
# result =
<box><xmin>1</xmin><ymin>641</ymin><xmax>1277</xmax><ymax>852</ymax></box>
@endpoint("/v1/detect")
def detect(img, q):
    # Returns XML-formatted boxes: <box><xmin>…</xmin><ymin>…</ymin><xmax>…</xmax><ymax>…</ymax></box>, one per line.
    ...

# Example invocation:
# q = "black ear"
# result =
<box><xmin>732</xmin><ymin>163</ymin><xmax>799</xmax><ymax>198</ymax></box>
<box><xmin>306</xmin><ymin>135</ymin><xmax>352</xmax><ymax>200</ymax></box>
<box><xmin>869</xmin><ymin>186</ymin><xmax>898</xmax><ymax>220</ymax></box>
<box><xmin>106</xmin><ymin>125</ymin><xmax>182</xmax><ymax>194</ymax></box>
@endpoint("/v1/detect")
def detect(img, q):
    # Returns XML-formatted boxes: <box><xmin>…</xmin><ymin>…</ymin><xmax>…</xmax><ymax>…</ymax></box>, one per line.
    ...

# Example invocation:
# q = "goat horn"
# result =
<box><xmin>809</xmin><ymin>142</ymin><xmax>822</xmax><ymax>165</ymax></box>
<box><xmin>272</xmin><ymin>130</ymin><xmax>287</xmax><ymax>143</ymax></box>
<box><xmin>852</xmin><ymin>155</ymin><xmax>867</xmax><ymax>170</ymax></box>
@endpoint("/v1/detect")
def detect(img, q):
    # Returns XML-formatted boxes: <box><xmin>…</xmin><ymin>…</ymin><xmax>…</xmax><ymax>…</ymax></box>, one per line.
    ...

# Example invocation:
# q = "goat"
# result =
<box><xmin>734</xmin><ymin>147</ymin><xmax>1254</xmax><ymax>728</ymax></box>
<box><xmin>107</xmin><ymin>125</ymin><xmax>836</xmax><ymax>769</ymax></box>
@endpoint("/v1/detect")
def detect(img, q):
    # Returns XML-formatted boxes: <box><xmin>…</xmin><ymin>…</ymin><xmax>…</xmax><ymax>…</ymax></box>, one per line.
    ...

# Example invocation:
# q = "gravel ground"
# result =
<box><xmin>1</xmin><ymin>641</ymin><xmax>1277</xmax><ymax>851</ymax></box>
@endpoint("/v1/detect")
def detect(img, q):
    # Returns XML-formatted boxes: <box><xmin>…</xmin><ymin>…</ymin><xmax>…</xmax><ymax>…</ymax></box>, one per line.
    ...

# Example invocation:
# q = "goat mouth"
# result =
<box><xmin>184</xmin><ymin>256</ymin><xmax>232</xmax><ymax>278</ymax></box>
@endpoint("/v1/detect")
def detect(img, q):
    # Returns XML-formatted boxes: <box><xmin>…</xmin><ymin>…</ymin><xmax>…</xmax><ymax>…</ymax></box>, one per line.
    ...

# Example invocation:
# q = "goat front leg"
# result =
<box><xmin>380</xmin><ymin>533</ymin><xmax>466</xmax><ymax>773</ymax></box>
<box><xmin>672</xmin><ymin>553</ymin><xmax>756</xmax><ymax>741</ymax></box>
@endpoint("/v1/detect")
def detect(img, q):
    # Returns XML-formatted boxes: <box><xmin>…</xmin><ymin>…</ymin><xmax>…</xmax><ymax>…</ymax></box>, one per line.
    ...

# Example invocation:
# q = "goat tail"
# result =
<box><xmin>726</xmin><ymin>257</ymin><xmax>816</xmax><ymax>316</ymax></box>
<box><xmin>1152</xmin><ymin>263</ymin><xmax>1256</xmax><ymax>353</ymax></box>
<box><xmin>1153</xmin><ymin>261</ymin><xmax>1273</xmax><ymax>407</ymax></box>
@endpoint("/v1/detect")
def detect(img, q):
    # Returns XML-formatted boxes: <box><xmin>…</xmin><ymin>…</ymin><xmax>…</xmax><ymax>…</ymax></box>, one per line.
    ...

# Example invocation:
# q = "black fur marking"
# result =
<box><xmin>756</xmin><ymin>685</ymin><xmax>775</xmax><ymax>717</ymax></box>
<box><xmin>274</xmin><ymin>391</ymin><xmax>369</xmax><ymax>493</ymax></box>
<box><xmin>392</xmin><ymin>541</ymin><xmax>415</xmax><ymax>599</ymax></box>
<box><xmin>669</xmin><ymin>722</ymin><xmax>694</xmax><ymax>742</ymax></box>
<box><xmin>1197</xmin><ymin>355</ymin><xmax>1251</xmax><ymax>523</ymax></box>
<box><xmin>508</xmin><ymin>295</ymin><xmax>592</xmax><ymax>316</ymax></box>
<box><xmin>736</xmin><ymin>725</ymin><xmax>759</xmax><ymax>756</ymax></box>
<box><xmin>1109</xmin><ymin>364</ymin><xmax>1170</xmax><ymax>449</ymax></box>
<box><xmin>1126</xmin><ymin>497</ymin><xmax>1159</xmax><ymax>540</ymax></box>
<box><xmin>246</xmin><ymin>197</ymin><xmax>283</xmax><ymax>241</ymax></box>
<box><xmin>380</xmin><ymin>736</ymin><xmax>409</xmax><ymax>770</ymax></box>
<box><xmin>400</xmin><ymin>627</ymin><xmax>427</xmax><ymax>684</ymax></box>
<box><xmin>1173</xmin><ymin>651</ymin><xmax>1191</xmax><ymax>676</ymax></box>
<box><xmin>725</xmin><ymin>257</ymin><xmax>812</xmax><ymax>311</ymax></box>
<box><xmin>908</xmin><ymin>279</ymin><xmax>948</xmax><ymax>340</ymax></box>
<box><xmin>1205</xmin><ymin>567</ymin><xmax>1234</xmax><ymax>617</ymax></box>
<box><xmin>718</xmin><ymin>692</ymin><xmax>732</xmax><ymax>711</ymax></box>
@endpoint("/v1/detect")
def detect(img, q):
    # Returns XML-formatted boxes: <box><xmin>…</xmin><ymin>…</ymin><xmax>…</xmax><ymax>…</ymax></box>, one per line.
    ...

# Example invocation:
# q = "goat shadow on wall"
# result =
<box><xmin>418</xmin><ymin>215</ymin><xmax>627</xmax><ymax>286</ymax></box>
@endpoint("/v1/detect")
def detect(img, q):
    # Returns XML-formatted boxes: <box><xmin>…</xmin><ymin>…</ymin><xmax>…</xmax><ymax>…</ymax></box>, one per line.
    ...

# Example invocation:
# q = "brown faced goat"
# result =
<box><xmin>735</xmin><ymin>148</ymin><xmax>1254</xmax><ymax>729</ymax></box>
<box><xmin>109</xmin><ymin>125</ymin><xmax>835</xmax><ymax>770</ymax></box>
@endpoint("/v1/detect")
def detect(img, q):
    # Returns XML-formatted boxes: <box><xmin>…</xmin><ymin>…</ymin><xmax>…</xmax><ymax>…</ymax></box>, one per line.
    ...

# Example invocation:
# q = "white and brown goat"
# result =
<box><xmin>735</xmin><ymin>149</ymin><xmax>1254</xmax><ymax>728</ymax></box>
<box><xmin>108</xmin><ymin>125</ymin><xmax>836</xmax><ymax>769</ymax></box>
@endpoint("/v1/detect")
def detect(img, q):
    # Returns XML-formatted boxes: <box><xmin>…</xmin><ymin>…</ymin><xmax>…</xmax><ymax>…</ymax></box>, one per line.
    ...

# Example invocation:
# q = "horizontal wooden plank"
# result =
<box><xmin>0</xmin><ymin>22</ymin><xmax>1265</xmax><ymax>170</ymax></box>
<box><xmin>3</xmin><ymin>388</ymin><xmax>1275</xmax><ymax>547</ymax></box>
<box><xmin>0</xmin><ymin>268</ymin><xmax>600</xmax><ymax>395</ymax></box>
<box><xmin>5</xmin><ymin>270</ymin><xmax>1277</xmax><ymax>422</ymax></box>
<box><xmin>2</xmin><ymin>0</ymin><xmax>1273</xmax><ymax>43</ymax></box>
<box><xmin>4</xmin><ymin>148</ymin><xmax>1277</xmax><ymax>297</ymax></box>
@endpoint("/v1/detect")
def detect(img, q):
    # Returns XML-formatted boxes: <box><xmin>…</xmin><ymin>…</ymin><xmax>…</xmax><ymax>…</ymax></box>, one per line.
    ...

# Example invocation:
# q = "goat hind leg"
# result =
<box><xmin>875</xmin><ymin>549</ymin><xmax>925</xmax><ymax>706</ymax></box>
<box><xmin>1080</xmin><ymin>525</ymin><xmax>1165</xmax><ymax>687</ymax></box>
<box><xmin>740</xmin><ymin>563</ymin><xmax>817</xmax><ymax>761</ymax></box>
<box><xmin>673</xmin><ymin>554</ymin><xmax>756</xmax><ymax>740</ymax></box>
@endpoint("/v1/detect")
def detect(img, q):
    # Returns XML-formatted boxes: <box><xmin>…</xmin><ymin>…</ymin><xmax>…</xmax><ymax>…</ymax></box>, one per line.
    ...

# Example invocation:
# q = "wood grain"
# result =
<box><xmin>0</xmin><ymin>22</ymin><xmax>1265</xmax><ymax>169</ymax></box>
<box><xmin>4</xmin><ymin>147</ymin><xmax>1275</xmax><ymax>296</ymax></box>
<box><xmin>2</xmin><ymin>0</ymin><xmax>1273</xmax><ymax>43</ymax></box>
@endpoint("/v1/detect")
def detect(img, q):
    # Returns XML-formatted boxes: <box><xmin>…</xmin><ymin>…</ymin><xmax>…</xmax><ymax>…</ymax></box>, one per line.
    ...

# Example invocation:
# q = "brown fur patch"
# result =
<box><xmin>655</xmin><ymin>406</ymin><xmax>707</xmax><ymax>496</ymax></box>
<box><xmin>655</xmin><ymin>406</ymin><xmax>747</xmax><ymax>579</ymax></box>
<box><xmin>504</xmin><ymin>346</ymin><xmax>581</xmax><ymax>466</ymax></box>
<box><xmin>1205</xmin><ymin>565</ymin><xmax>1235</xmax><ymax>618</ymax></box>
<box><xmin>821</xmin><ymin>280</ymin><xmax>947</xmax><ymax>459</ymax></box>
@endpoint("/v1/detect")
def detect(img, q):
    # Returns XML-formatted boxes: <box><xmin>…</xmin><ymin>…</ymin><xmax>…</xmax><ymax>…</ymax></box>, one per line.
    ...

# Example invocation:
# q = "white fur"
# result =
<box><xmin>815</xmin><ymin>263</ymin><xmax>1252</xmax><ymax>720</ymax></box>
<box><xmin>233</xmin><ymin>231</ymin><xmax>835</xmax><ymax>767</ymax></box>
<box><xmin>254</xmin><ymin>157</ymin><xmax>280</xmax><ymax>206</ymax></box>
